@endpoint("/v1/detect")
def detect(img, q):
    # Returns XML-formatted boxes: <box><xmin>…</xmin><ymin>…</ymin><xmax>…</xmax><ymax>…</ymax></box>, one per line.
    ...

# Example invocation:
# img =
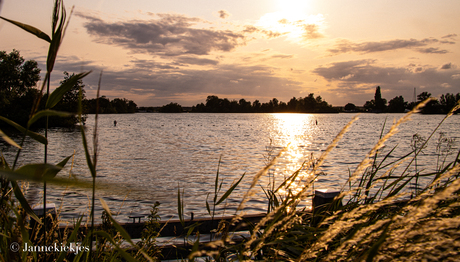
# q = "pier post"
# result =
<box><xmin>312</xmin><ymin>189</ymin><xmax>341</xmax><ymax>226</ymax></box>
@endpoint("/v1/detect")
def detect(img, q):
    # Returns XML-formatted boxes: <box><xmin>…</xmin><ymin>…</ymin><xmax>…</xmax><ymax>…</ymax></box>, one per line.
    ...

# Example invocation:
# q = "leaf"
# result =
<box><xmin>27</xmin><ymin>109</ymin><xmax>73</xmax><ymax>128</ymax></box>
<box><xmin>0</xmin><ymin>16</ymin><xmax>51</xmax><ymax>42</ymax></box>
<box><xmin>46</xmin><ymin>1</ymin><xmax>66</xmax><ymax>73</ymax></box>
<box><xmin>45</xmin><ymin>71</ymin><xmax>91</xmax><ymax>109</ymax></box>
<box><xmin>178</xmin><ymin>187</ymin><xmax>185</xmax><ymax>226</ymax></box>
<box><xmin>1</xmin><ymin>156</ymin><xmax>71</xmax><ymax>182</ymax></box>
<box><xmin>44</xmin><ymin>155</ymin><xmax>72</xmax><ymax>178</ymax></box>
<box><xmin>189</xmin><ymin>233</ymin><xmax>201</xmax><ymax>260</ymax></box>
<box><xmin>0</xmin><ymin>167</ymin><xmax>122</xmax><ymax>193</ymax></box>
<box><xmin>214</xmin><ymin>156</ymin><xmax>221</xmax><ymax>202</ymax></box>
<box><xmin>15</xmin><ymin>163</ymin><xmax>62</xmax><ymax>180</ymax></box>
<box><xmin>0</xmin><ymin>129</ymin><xmax>21</xmax><ymax>149</ymax></box>
<box><xmin>216</xmin><ymin>172</ymin><xmax>245</xmax><ymax>205</ymax></box>
<box><xmin>80</xmin><ymin>124</ymin><xmax>96</xmax><ymax>178</ymax></box>
<box><xmin>11</xmin><ymin>180</ymin><xmax>41</xmax><ymax>223</ymax></box>
<box><xmin>206</xmin><ymin>194</ymin><xmax>211</xmax><ymax>216</ymax></box>
<box><xmin>0</xmin><ymin>116</ymin><xmax>47</xmax><ymax>145</ymax></box>
<box><xmin>78</xmin><ymin>87</ymin><xmax>97</xmax><ymax>178</ymax></box>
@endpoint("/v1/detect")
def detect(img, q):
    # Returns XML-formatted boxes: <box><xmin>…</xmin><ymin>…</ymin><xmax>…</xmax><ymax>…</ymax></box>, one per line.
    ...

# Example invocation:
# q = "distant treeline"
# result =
<box><xmin>85</xmin><ymin>96</ymin><xmax>137</xmax><ymax>114</ymax></box>
<box><xmin>137</xmin><ymin>103</ymin><xmax>184</xmax><ymax>113</ymax></box>
<box><xmin>190</xmin><ymin>94</ymin><xmax>338</xmax><ymax>113</ymax></box>
<box><xmin>347</xmin><ymin>86</ymin><xmax>460</xmax><ymax>114</ymax></box>
<box><xmin>152</xmin><ymin>87</ymin><xmax>460</xmax><ymax>114</ymax></box>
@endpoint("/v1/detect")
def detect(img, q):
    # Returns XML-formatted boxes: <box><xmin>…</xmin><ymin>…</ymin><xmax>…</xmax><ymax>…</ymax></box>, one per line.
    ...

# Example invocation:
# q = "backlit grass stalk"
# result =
<box><xmin>297</xmin><ymin>100</ymin><xmax>432</xmax><ymax>260</ymax></box>
<box><xmin>298</xmin><ymin>101</ymin><xmax>460</xmax><ymax>261</ymax></box>
<box><xmin>241</xmin><ymin>115</ymin><xmax>359</xmax><ymax>257</ymax></box>
<box><xmin>189</xmin><ymin>114</ymin><xmax>360</xmax><ymax>260</ymax></box>
<box><xmin>78</xmin><ymin>70</ymin><xmax>102</xmax><ymax>258</ymax></box>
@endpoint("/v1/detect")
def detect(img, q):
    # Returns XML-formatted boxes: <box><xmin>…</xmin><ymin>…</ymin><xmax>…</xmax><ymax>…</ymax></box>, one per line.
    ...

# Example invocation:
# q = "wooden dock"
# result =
<box><xmin>43</xmin><ymin>189</ymin><xmax>342</xmax><ymax>260</ymax></box>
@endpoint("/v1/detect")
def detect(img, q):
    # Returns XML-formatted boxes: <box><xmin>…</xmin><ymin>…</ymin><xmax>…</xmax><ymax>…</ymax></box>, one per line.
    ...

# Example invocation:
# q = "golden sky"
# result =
<box><xmin>1</xmin><ymin>0</ymin><xmax>459</xmax><ymax>107</ymax></box>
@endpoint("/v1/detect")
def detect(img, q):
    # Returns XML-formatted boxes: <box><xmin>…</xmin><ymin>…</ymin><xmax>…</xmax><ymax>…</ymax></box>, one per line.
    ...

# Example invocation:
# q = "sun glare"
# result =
<box><xmin>257</xmin><ymin>0</ymin><xmax>323</xmax><ymax>43</ymax></box>
<box><xmin>276</xmin><ymin>0</ymin><xmax>311</xmax><ymax>15</ymax></box>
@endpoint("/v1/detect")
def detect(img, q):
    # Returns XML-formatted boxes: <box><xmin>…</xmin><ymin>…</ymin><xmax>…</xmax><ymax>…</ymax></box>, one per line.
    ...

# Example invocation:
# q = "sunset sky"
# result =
<box><xmin>1</xmin><ymin>0</ymin><xmax>459</xmax><ymax>107</ymax></box>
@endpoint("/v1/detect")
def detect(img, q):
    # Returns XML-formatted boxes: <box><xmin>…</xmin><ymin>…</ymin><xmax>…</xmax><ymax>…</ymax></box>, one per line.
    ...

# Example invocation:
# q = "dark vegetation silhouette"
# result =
<box><xmin>158</xmin><ymin>102</ymin><xmax>183</xmax><ymax>113</ymax></box>
<box><xmin>0</xmin><ymin>50</ymin><xmax>41</xmax><ymax>127</ymax></box>
<box><xmin>362</xmin><ymin>86</ymin><xmax>459</xmax><ymax>114</ymax></box>
<box><xmin>344</xmin><ymin>103</ymin><xmax>357</xmax><ymax>112</ymax></box>
<box><xmin>0</xmin><ymin>50</ymin><xmax>137</xmax><ymax>128</ymax></box>
<box><xmin>191</xmin><ymin>94</ymin><xmax>338</xmax><ymax>113</ymax></box>
<box><xmin>85</xmin><ymin>96</ymin><xmax>137</xmax><ymax>114</ymax></box>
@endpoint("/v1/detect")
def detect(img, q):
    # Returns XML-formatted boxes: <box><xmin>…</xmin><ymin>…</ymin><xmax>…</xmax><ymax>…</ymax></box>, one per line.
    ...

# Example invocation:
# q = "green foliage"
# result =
<box><xmin>136</xmin><ymin>202</ymin><xmax>162</xmax><ymax>261</ymax></box>
<box><xmin>0</xmin><ymin>2</ymin><xmax>155</xmax><ymax>262</ymax></box>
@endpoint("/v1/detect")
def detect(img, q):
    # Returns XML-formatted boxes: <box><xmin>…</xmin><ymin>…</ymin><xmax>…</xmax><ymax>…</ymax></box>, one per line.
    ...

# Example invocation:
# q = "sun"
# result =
<box><xmin>276</xmin><ymin>0</ymin><xmax>311</xmax><ymax>17</ymax></box>
<box><xmin>256</xmin><ymin>0</ymin><xmax>323</xmax><ymax>43</ymax></box>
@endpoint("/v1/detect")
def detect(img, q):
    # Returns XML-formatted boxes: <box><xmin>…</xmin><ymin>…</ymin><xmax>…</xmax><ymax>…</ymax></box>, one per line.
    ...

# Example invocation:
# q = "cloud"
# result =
<box><xmin>270</xmin><ymin>54</ymin><xmax>294</xmax><ymax>59</ymax></box>
<box><xmin>77</xmin><ymin>12</ymin><xmax>246</xmax><ymax>56</ymax></box>
<box><xmin>328</xmin><ymin>37</ymin><xmax>453</xmax><ymax>55</ymax></box>
<box><xmin>442</xmin><ymin>34</ymin><xmax>457</xmax><ymax>39</ymax></box>
<box><xmin>218</xmin><ymin>10</ymin><xmax>230</xmax><ymax>19</ymax></box>
<box><xmin>301</xmin><ymin>24</ymin><xmax>322</xmax><ymax>40</ymax></box>
<box><xmin>243</xmin><ymin>25</ymin><xmax>284</xmax><ymax>39</ymax></box>
<box><xmin>45</xmin><ymin>54</ymin><xmax>303</xmax><ymax>106</ymax></box>
<box><xmin>417</xmin><ymin>47</ymin><xmax>448</xmax><ymax>54</ymax></box>
<box><xmin>175</xmin><ymin>56</ymin><xmax>219</xmax><ymax>66</ymax></box>
<box><xmin>313</xmin><ymin>59</ymin><xmax>460</xmax><ymax>104</ymax></box>
<box><xmin>441</xmin><ymin>63</ymin><xmax>452</xmax><ymax>69</ymax></box>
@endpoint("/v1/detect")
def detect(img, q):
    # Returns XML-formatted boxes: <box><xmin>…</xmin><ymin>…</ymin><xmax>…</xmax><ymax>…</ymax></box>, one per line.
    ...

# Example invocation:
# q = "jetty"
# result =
<box><xmin>33</xmin><ymin>190</ymin><xmax>341</xmax><ymax>260</ymax></box>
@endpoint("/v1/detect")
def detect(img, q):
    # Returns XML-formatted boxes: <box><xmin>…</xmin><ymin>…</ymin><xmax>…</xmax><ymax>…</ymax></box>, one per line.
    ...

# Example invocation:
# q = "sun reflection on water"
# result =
<box><xmin>269</xmin><ymin>114</ymin><xmax>318</xmax><ymax>204</ymax></box>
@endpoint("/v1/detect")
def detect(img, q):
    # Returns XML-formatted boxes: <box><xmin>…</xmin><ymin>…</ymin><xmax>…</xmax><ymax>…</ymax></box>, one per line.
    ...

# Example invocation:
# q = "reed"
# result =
<box><xmin>1</xmin><ymin>1</ymin><xmax>460</xmax><ymax>261</ymax></box>
<box><xmin>0</xmin><ymin>1</ymin><xmax>149</xmax><ymax>261</ymax></box>
<box><xmin>187</xmin><ymin>100</ymin><xmax>460</xmax><ymax>261</ymax></box>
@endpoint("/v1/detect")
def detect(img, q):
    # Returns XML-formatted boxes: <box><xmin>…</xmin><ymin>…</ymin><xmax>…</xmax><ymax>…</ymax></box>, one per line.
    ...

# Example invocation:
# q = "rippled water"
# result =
<box><xmin>2</xmin><ymin>113</ymin><xmax>459</xmax><ymax>223</ymax></box>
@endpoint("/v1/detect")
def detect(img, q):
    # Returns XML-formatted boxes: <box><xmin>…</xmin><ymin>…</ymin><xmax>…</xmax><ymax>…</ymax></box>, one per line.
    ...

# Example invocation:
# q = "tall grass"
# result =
<box><xmin>185</xmin><ymin>100</ymin><xmax>460</xmax><ymax>261</ymax></box>
<box><xmin>0</xmin><ymin>1</ymin><xmax>155</xmax><ymax>261</ymax></box>
<box><xmin>1</xmin><ymin>1</ymin><xmax>460</xmax><ymax>261</ymax></box>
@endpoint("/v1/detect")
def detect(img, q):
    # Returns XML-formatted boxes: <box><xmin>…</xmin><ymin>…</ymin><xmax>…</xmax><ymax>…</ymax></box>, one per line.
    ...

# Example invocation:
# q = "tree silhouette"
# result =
<box><xmin>159</xmin><ymin>102</ymin><xmax>183</xmax><ymax>113</ymax></box>
<box><xmin>344</xmin><ymin>103</ymin><xmax>357</xmax><ymax>112</ymax></box>
<box><xmin>388</xmin><ymin>96</ymin><xmax>407</xmax><ymax>113</ymax></box>
<box><xmin>374</xmin><ymin>86</ymin><xmax>387</xmax><ymax>112</ymax></box>
<box><xmin>0</xmin><ymin>50</ymin><xmax>41</xmax><ymax>127</ymax></box>
<box><xmin>191</xmin><ymin>94</ymin><xmax>337</xmax><ymax>113</ymax></box>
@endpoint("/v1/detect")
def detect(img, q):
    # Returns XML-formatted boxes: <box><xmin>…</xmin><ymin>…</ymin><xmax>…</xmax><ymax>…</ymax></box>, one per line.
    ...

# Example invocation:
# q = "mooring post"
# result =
<box><xmin>312</xmin><ymin>189</ymin><xmax>341</xmax><ymax>226</ymax></box>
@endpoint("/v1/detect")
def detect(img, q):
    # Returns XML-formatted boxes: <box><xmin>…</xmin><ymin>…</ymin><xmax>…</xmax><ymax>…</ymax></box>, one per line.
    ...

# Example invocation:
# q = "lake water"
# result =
<box><xmin>2</xmin><ymin>113</ymin><xmax>459</xmax><ymax>223</ymax></box>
